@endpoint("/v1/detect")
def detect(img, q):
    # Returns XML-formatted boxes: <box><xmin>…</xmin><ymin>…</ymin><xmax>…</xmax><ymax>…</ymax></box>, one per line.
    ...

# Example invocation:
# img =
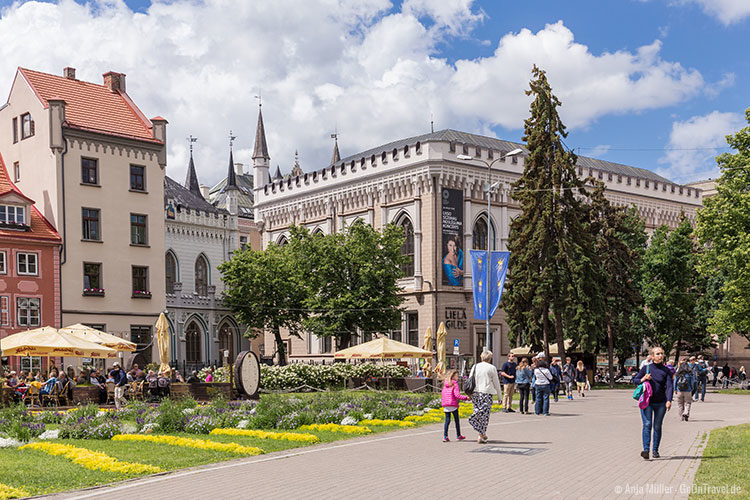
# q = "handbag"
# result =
<box><xmin>464</xmin><ymin>364</ymin><xmax>477</xmax><ymax>395</ymax></box>
<box><xmin>632</xmin><ymin>364</ymin><xmax>650</xmax><ymax>400</ymax></box>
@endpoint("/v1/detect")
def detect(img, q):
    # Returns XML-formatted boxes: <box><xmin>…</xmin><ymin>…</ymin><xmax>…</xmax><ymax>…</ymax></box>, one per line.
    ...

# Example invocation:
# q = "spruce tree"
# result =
<box><xmin>505</xmin><ymin>66</ymin><xmax>596</xmax><ymax>359</ymax></box>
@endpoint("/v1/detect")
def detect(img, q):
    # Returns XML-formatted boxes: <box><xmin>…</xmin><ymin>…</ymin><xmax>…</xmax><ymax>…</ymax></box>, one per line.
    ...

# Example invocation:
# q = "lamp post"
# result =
<box><xmin>457</xmin><ymin>148</ymin><xmax>523</xmax><ymax>354</ymax></box>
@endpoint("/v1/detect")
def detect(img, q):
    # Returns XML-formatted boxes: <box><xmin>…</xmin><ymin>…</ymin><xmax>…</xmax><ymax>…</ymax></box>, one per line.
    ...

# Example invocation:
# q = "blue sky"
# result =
<box><xmin>0</xmin><ymin>0</ymin><xmax>747</xmax><ymax>185</ymax></box>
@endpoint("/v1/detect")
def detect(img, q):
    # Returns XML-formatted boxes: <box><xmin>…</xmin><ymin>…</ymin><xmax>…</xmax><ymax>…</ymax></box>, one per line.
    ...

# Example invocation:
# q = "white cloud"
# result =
<box><xmin>589</xmin><ymin>145</ymin><xmax>611</xmax><ymax>157</ymax></box>
<box><xmin>674</xmin><ymin>0</ymin><xmax>750</xmax><ymax>25</ymax></box>
<box><xmin>0</xmin><ymin>1</ymin><xmax>707</xmax><ymax>186</ymax></box>
<box><xmin>658</xmin><ymin>111</ymin><xmax>745</xmax><ymax>181</ymax></box>
<box><xmin>705</xmin><ymin>72</ymin><xmax>736</xmax><ymax>98</ymax></box>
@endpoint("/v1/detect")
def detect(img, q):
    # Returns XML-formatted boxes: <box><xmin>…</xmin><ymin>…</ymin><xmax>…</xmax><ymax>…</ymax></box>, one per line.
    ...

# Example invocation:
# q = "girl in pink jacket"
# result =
<box><xmin>441</xmin><ymin>369</ymin><xmax>469</xmax><ymax>442</ymax></box>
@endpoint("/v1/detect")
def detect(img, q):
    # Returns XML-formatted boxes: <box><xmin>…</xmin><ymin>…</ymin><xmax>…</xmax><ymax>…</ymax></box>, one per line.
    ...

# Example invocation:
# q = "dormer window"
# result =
<box><xmin>0</xmin><ymin>205</ymin><xmax>26</xmax><ymax>227</ymax></box>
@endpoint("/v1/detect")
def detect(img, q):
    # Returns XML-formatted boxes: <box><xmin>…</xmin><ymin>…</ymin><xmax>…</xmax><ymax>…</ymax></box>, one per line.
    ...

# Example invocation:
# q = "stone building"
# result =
<box><xmin>0</xmin><ymin>67</ymin><xmax>167</xmax><ymax>368</ymax></box>
<box><xmin>164</xmin><ymin>149</ymin><xmax>252</xmax><ymax>372</ymax></box>
<box><xmin>251</xmin><ymin>122</ymin><xmax>703</xmax><ymax>367</ymax></box>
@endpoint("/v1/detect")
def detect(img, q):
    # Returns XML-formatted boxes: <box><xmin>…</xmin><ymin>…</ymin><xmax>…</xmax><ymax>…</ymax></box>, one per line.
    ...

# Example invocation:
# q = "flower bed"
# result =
<box><xmin>298</xmin><ymin>423</ymin><xmax>371</xmax><ymax>435</ymax></box>
<box><xmin>19</xmin><ymin>442</ymin><xmax>162</xmax><ymax>475</ymax></box>
<box><xmin>260</xmin><ymin>363</ymin><xmax>411</xmax><ymax>391</ymax></box>
<box><xmin>210</xmin><ymin>428</ymin><xmax>320</xmax><ymax>443</ymax></box>
<box><xmin>112</xmin><ymin>434</ymin><xmax>264</xmax><ymax>456</ymax></box>
<box><xmin>358</xmin><ymin>419</ymin><xmax>415</xmax><ymax>428</ymax></box>
<box><xmin>0</xmin><ymin>482</ymin><xmax>28</xmax><ymax>500</ymax></box>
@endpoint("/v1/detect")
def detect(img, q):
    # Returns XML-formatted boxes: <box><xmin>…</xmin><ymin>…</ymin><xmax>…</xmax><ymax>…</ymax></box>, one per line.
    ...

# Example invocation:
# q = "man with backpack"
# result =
<box><xmin>675</xmin><ymin>357</ymin><xmax>694</xmax><ymax>421</ymax></box>
<box><xmin>694</xmin><ymin>355</ymin><xmax>709</xmax><ymax>402</ymax></box>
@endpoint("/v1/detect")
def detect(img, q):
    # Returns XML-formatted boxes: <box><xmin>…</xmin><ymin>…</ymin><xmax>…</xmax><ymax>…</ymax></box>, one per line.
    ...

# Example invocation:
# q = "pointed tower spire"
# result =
<box><xmin>225</xmin><ymin>130</ymin><xmax>238</xmax><ymax>190</ymax></box>
<box><xmin>252</xmin><ymin>99</ymin><xmax>271</xmax><ymax>193</ymax></box>
<box><xmin>330</xmin><ymin>132</ymin><xmax>340</xmax><ymax>165</ymax></box>
<box><xmin>273</xmin><ymin>165</ymin><xmax>282</xmax><ymax>181</ymax></box>
<box><xmin>252</xmin><ymin>107</ymin><xmax>270</xmax><ymax>161</ymax></box>
<box><xmin>184</xmin><ymin>135</ymin><xmax>202</xmax><ymax>198</ymax></box>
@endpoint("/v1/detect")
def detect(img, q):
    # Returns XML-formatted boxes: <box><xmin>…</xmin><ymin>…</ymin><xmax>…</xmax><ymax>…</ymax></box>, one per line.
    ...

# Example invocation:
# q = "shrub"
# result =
<box><xmin>260</xmin><ymin>363</ymin><xmax>412</xmax><ymax>391</ymax></box>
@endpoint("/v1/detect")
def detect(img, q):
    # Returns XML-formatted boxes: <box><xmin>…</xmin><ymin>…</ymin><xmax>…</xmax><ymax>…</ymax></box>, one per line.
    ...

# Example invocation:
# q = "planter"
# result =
<box><xmin>72</xmin><ymin>385</ymin><xmax>101</xmax><ymax>405</ymax></box>
<box><xmin>170</xmin><ymin>382</ymin><xmax>231</xmax><ymax>401</ymax></box>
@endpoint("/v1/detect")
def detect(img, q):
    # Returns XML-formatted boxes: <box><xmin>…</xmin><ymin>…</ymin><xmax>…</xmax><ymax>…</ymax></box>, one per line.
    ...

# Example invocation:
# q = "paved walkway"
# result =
<box><xmin>48</xmin><ymin>391</ymin><xmax>750</xmax><ymax>500</ymax></box>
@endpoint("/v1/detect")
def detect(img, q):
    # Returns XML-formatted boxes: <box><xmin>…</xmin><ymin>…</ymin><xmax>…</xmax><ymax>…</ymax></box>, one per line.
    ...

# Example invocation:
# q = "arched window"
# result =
<box><xmin>472</xmin><ymin>214</ymin><xmax>495</xmax><ymax>250</ymax></box>
<box><xmin>398</xmin><ymin>215</ymin><xmax>414</xmax><ymax>276</ymax></box>
<box><xmin>313</xmin><ymin>228</ymin><xmax>324</xmax><ymax>236</ymax></box>
<box><xmin>185</xmin><ymin>321</ymin><xmax>201</xmax><ymax>365</ymax></box>
<box><xmin>165</xmin><ymin>251</ymin><xmax>177</xmax><ymax>294</ymax></box>
<box><xmin>195</xmin><ymin>255</ymin><xmax>208</xmax><ymax>296</ymax></box>
<box><xmin>277</xmin><ymin>235</ymin><xmax>289</xmax><ymax>246</ymax></box>
<box><xmin>218</xmin><ymin>322</ymin><xmax>234</xmax><ymax>362</ymax></box>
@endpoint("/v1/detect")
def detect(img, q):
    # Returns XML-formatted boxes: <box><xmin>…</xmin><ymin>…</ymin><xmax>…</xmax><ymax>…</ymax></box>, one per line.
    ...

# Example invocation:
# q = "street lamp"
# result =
<box><xmin>457</xmin><ymin>148</ymin><xmax>523</xmax><ymax>354</ymax></box>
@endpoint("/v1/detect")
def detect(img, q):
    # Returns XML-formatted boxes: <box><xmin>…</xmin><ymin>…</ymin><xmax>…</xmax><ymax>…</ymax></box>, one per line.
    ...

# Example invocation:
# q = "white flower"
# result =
<box><xmin>120</xmin><ymin>423</ymin><xmax>138</xmax><ymax>434</ymax></box>
<box><xmin>37</xmin><ymin>429</ymin><xmax>60</xmax><ymax>440</ymax></box>
<box><xmin>182</xmin><ymin>408</ymin><xmax>196</xmax><ymax>416</ymax></box>
<box><xmin>236</xmin><ymin>419</ymin><xmax>250</xmax><ymax>429</ymax></box>
<box><xmin>340</xmin><ymin>416</ymin><xmax>358</xmax><ymax>426</ymax></box>
<box><xmin>363</xmin><ymin>413</ymin><xmax>373</xmax><ymax>420</ymax></box>
<box><xmin>0</xmin><ymin>437</ymin><xmax>22</xmax><ymax>448</ymax></box>
<box><xmin>140</xmin><ymin>423</ymin><xmax>158</xmax><ymax>433</ymax></box>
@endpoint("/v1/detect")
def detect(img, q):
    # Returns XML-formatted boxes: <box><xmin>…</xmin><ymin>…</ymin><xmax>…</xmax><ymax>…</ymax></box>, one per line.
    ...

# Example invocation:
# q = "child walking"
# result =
<box><xmin>441</xmin><ymin>369</ymin><xmax>468</xmax><ymax>442</ymax></box>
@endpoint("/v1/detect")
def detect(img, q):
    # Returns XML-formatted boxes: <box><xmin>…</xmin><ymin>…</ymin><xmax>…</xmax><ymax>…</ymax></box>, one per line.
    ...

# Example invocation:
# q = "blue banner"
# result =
<box><xmin>471</xmin><ymin>250</ymin><xmax>510</xmax><ymax>320</ymax></box>
<box><xmin>470</xmin><ymin>250</ymin><xmax>487</xmax><ymax>320</ymax></box>
<box><xmin>489</xmin><ymin>251</ymin><xmax>510</xmax><ymax>318</ymax></box>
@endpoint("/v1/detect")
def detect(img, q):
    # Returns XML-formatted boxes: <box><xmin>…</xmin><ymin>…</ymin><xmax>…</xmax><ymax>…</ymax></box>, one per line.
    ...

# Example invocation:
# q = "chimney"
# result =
<box><xmin>234</xmin><ymin>163</ymin><xmax>244</xmax><ymax>176</ymax></box>
<box><xmin>199</xmin><ymin>184</ymin><xmax>211</xmax><ymax>199</ymax></box>
<box><xmin>63</xmin><ymin>67</ymin><xmax>76</xmax><ymax>79</ymax></box>
<box><xmin>102</xmin><ymin>71</ymin><xmax>126</xmax><ymax>92</ymax></box>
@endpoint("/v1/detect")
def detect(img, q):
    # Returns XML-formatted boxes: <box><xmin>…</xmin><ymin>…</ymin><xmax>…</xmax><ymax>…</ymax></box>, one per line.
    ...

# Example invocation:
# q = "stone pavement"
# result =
<box><xmin>48</xmin><ymin>391</ymin><xmax>750</xmax><ymax>500</ymax></box>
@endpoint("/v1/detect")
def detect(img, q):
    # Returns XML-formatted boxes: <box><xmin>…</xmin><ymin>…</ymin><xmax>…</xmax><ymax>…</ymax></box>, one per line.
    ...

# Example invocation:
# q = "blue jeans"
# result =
<box><xmin>444</xmin><ymin>409</ymin><xmax>461</xmax><ymax>438</ymax></box>
<box><xmin>640</xmin><ymin>401</ymin><xmax>667</xmax><ymax>452</ymax></box>
<box><xmin>534</xmin><ymin>385</ymin><xmax>550</xmax><ymax>415</ymax></box>
<box><xmin>697</xmin><ymin>378</ymin><xmax>707</xmax><ymax>401</ymax></box>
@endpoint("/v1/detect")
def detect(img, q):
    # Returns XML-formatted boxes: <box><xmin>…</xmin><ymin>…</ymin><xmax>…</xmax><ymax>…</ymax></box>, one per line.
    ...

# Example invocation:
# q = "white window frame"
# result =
<box><xmin>0</xmin><ymin>251</ymin><xmax>6</xmax><ymax>274</ymax></box>
<box><xmin>0</xmin><ymin>205</ymin><xmax>25</xmax><ymax>225</ymax></box>
<box><xmin>17</xmin><ymin>252</ymin><xmax>38</xmax><ymax>276</ymax></box>
<box><xmin>16</xmin><ymin>297</ymin><xmax>40</xmax><ymax>327</ymax></box>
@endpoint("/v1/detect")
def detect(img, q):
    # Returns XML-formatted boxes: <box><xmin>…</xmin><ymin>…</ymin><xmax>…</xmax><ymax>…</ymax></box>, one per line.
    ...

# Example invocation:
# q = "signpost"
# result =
<box><xmin>453</xmin><ymin>338</ymin><xmax>460</xmax><ymax>355</ymax></box>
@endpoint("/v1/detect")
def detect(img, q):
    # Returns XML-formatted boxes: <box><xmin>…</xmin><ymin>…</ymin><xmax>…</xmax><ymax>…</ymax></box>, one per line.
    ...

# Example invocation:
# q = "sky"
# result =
<box><xmin>0</xmin><ymin>0</ymin><xmax>748</xmax><ymax>186</ymax></box>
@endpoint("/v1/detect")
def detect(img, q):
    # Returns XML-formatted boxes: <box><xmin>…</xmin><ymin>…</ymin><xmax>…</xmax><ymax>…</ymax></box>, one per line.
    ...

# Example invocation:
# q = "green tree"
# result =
<box><xmin>293</xmin><ymin>221</ymin><xmax>407</xmax><ymax>350</ymax></box>
<box><xmin>219</xmin><ymin>242</ymin><xmax>307</xmax><ymax>365</ymax></box>
<box><xmin>588</xmin><ymin>186</ymin><xmax>647</xmax><ymax>386</ymax></box>
<box><xmin>641</xmin><ymin>218</ymin><xmax>711</xmax><ymax>363</ymax></box>
<box><xmin>505</xmin><ymin>66</ymin><xmax>598</xmax><ymax>359</ymax></box>
<box><xmin>695</xmin><ymin>107</ymin><xmax>750</xmax><ymax>342</ymax></box>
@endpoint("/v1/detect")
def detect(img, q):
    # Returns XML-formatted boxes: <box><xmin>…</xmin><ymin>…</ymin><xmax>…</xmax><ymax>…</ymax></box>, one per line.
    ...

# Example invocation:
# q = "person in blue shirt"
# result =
<box><xmin>500</xmin><ymin>353</ymin><xmax>517</xmax><ymax>412</ymax></box>
<box><xmin>633</xmin><ymin>346</ymin><xmax>673</xmax><ymax>460</ymax></box>
<box><xmin>515</xmin><ymin>358</ymin><xmax>533</xmax><ymax>414</ymax></box>
<box><xmin>549</xmin><ymin>358</ymin><xmax>562</xmax><ymax>402</ymax></box>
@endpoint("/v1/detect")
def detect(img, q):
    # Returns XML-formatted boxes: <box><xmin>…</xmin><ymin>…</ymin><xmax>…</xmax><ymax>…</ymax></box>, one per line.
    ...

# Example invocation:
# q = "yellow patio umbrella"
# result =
<box><xmin>0</xmin><ymin>326</ymin><xmax>118</xmax><ymax>358</ymax></box>
<box><xmin>422</xmin><ymin>327</ymin><xmax>433</xmax><ymax>352</ymax></box>
<box><xmin>509</xmin><ymin>340</ymin><xmax>576</xmax><ymax>357</ymax></box>
<box><xmin>334</xmin><ymin>337</ymin><xmax>433</xmax><ymax>359</ymax></box>
<box><xmin>155</xmin><ymin>312</ymin><xmax>171</xmax><ymax>375</ymax></box>
<box><xmin>435</xmin><ymin>322</ymin><xmax>447</xmax><ymax>375</ymax></box>
<box><xmin>59</xmin><ymin>323</ymin><xmax>137</xmax><ymax>352</ymax></box>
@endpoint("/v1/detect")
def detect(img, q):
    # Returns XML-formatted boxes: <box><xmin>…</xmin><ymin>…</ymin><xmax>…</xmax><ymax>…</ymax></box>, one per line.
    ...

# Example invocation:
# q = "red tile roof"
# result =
<box><xmin>0</xmin><ymin>152</ymin><xmax>62</xmax><ymax>243</ymax></box>
<box><xmin>18</xmin><ymin>67</ymin><xmax>162</xmax><ymax>144</ymax></box>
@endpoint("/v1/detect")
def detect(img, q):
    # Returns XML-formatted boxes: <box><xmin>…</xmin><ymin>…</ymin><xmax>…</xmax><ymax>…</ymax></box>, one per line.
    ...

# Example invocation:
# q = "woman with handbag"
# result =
<box><xmin>632</xmin><ymin>346</ymin><xmax>673</xmax><ymax>460</ymax></box>
<box><xmin>467</xmin><ymin>350</ymin><xmax>504</xmax><ymax>443</ymax></box>
<box><xmin>533</xmin><ymin>359</ymin><xmax>554</xmax><ymax>415</ymax></box>
<box><xmin>515</xmin><ymin>358</ymin><xmax>532</xmax><ymax>414</ymax></box>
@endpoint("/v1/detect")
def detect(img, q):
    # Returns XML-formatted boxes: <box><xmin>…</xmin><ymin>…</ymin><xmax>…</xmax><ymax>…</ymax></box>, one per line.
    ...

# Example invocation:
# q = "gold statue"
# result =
<box><xmin>422</xmin><ymin>327</ymin><xmax>433</xmax><ymax>352</ymax></box>
<box><xmin>435</xmin><ymin>321</ymin><xmax>447</xmax><ymax>375</ymax></box>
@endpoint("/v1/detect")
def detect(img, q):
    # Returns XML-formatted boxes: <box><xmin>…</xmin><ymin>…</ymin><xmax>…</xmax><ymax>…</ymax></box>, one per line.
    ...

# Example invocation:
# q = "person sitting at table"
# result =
<box><xmin>56</xmin><ymin>372</ymin><xmax>75</xmax><ymax>402</ymax></box>
<box><xmin>146</xmin><ymin>370</ymin><xmax>159</xmax><ymax>400</ymax></box>
<box><xmin>90</xmin><ymin>370</ymin><xmax>107</xmax><ymax>403</ymax></box>
<box><xmin>173</xmin><ymin>370</ymin><xmax>185</xmax><ymax>383</ymax></box>
<box><xmin>76</xmin><ymin>370</ymin><xmax>89</xmax><ymax>385</ymax></box>
<box><xmin>5</xmin><ymin>371</ymin><xmax>19</xmax><ymax>388</ymax></box>
<box><xmin>157</xmin><ymin>371</ymin><xmax>171</xmax><ymax>398</ymax></box>
<box><xmin>186</xmin><ymin>370</ymin><xmax>200</xmax><ymax>384</ymax></box>
<box><xmin>40</xmin><ymin>373</ymin><xmax>57</xmax><ymax>396</ymax></box>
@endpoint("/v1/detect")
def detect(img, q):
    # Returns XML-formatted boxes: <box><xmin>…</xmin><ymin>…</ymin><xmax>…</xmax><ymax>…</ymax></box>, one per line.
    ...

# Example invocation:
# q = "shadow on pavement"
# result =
<box><xmin>659</xmin><ymin>455</ymin><xmax>728</xmax><ymax>460</ymax></box>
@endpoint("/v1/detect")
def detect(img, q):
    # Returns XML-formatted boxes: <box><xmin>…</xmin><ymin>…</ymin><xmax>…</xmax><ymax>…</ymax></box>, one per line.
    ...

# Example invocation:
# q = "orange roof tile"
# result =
<box><xmin>18</xmin><ymin>67</ymin><xmax>161</xmax><ymax>144</ymax></box>
<box><xmin>0</xmin><ymin>152</ymin><xmax>62</xmax><ymax>243</ymax></box>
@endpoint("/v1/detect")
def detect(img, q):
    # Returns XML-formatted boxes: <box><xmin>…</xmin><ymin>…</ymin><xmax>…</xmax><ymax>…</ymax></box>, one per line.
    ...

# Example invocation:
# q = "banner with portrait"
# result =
<box><xmin>441</xmin><ymin>188</ymin><xmax>464</xmax><ymax>286</ymax></box>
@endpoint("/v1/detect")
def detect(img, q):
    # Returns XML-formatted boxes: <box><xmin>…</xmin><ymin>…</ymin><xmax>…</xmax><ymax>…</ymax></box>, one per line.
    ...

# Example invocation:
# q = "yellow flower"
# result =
<box><xmin>210</xmin><ymin>428</ymin><xmax>319</xmax><ymax>443</ymax></box>
<box><xmin>112</xmin><ymin>434</ymin><xmax>263</xmax><ymax>456</ymax></box>
<box><xmin>358</xmin><ymin>419</ymin><xmax>415</xmax><ymax>428</ymax></box>
<box><xmin>298</xmin><ymin>423</ymin><xmax>371</xmax><ymax>435</ymax></box>
<box><xmin>0</xmin><ymin>483</ymin><xmax>28</xmax><ymax>500</ymax></box>
<box><xmin>19</xmin><ymin>442</ymin><xmax>161</xmax><ymax>476</ymax></box>
<box><xmin>404</xmin><ymin>415</ymin><xmax>442</xmax><ymax>423</ymax></box>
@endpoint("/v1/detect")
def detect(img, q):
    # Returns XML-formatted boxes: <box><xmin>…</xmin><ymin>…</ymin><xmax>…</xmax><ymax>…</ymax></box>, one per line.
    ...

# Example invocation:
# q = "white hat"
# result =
<box><xmin>112</xmin><ymin>362</ymin><xmax>120</xmax><ymax>367</ymax></box>
<box><xmin>535</xmin><ymin>352</ymin><xmax>546</xmax><ymax>359</ymax></box>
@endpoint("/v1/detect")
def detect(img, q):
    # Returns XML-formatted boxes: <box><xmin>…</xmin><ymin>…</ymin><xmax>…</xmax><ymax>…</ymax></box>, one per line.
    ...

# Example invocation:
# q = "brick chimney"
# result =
<box><xmin>102</xmin><ymin>71</ymin><xmax>126</xmax><ymax>92</ymax></box>
<box><xmin>63</xmin><ymin>67</ymin><xmax>76</xmax><ymax>79</ymax></box>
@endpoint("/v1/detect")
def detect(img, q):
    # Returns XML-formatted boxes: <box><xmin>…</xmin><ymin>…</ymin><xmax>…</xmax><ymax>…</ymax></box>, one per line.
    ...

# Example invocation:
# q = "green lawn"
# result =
<box><xmin>690</xmin><ymin>423</ymin><xmax>750</xmax><ymax>500</ymax></box>
<box><xmin>717</xmin><ymin>388</ymin><xmax>750</xmax><ymax>395</ymax></box>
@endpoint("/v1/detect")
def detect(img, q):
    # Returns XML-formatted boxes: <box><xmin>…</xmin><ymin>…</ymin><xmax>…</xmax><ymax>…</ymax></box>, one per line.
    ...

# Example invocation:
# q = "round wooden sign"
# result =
<box><xmin>234</xmin><ymin>350</ymin><xmax>260</xmax><ymax>398</ymax></box>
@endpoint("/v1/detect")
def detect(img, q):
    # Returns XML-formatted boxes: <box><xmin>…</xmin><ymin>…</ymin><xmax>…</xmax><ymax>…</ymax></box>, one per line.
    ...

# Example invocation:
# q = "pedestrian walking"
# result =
<box><xmin>516</xmin><ymin>358</ymin><xmax>532</xmax><ymax>414</ymax></box>
<box><xmin>562</xmin><ymin>356</ymin><xmax>575</xmax><ymax>400</ymax></box>
<box><xmin>532</xmin><ymin>359</ymin><xmax>554</xmax><ymax>416</ymax></box>
<box><xmin>549</xmin><ymin>358</ymin><xmax>562</xmax><ymax>402</ymax></box>
<box><xmin>633</xmin><ymin>346</ymin><xmax>673</xmax><ymax>460</ymax></box>
<box><xmin>711</xmin><ymin>361</ymin><xmax>719</xmax><ymax>387</ymax></box>
<box><xmin>695</xmin><ymin>355</ymin><xmax>708</xmax><ymax>402</ymax></box>
<box><xmin>721</xmin><ymin>362</ymin><xmax>730</xmax><ymax>388</ymax></box>
<box><xmin>530</xmin><ymin>357</ymin><xmax>538</xmax><ymax>403</ymax></box>
<box><xmin>575</xmin><ymin>360</ymin><xmax>587</xmax><ymax>398</ymax></box>
<box><xmin>110</xmin><ymin>362</ymin><xmax>128</xmax><ymax>410</ymax></box>
<box><xmin>500</xmin><ymin>353</ymin><xmax>517</xmax><ymax>412</ymax></box>
<box><xmin>468</xmin><ymin>350</ymin><xmax>504</xmax><ymax>443</ymax></box>
<box><xmin>674</xmin><ymin>357</ymin><xmax>694</xmax><ymax>422</ymax></box>
<box><xmin>441</xmin><ymin>369</ymin><xmax>468</xmax><ymax>442</ymax></box>
<box><xmin>740</xmin><ymin>366</ymin><xmax>746</xmax><ymax>381</ymax></box>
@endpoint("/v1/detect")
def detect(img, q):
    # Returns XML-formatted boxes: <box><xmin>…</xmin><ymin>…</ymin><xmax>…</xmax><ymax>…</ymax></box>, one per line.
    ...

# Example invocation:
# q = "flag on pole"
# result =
<box><xmin>470</xmin><ymin>250</ymin><xmax>510</xmax><ymax>320</ymax></box>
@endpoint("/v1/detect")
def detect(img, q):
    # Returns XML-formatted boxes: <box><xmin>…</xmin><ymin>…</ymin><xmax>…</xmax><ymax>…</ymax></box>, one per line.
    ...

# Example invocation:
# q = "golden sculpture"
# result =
<box><xmin>435</xmin><ymin>321</ymin><xmax>447</xmax><ymax>375</ymax></box>
<box><xmin>422</xmin><ymin>327</ymin><xmax>433</xmax><ymax>352</ymax></box>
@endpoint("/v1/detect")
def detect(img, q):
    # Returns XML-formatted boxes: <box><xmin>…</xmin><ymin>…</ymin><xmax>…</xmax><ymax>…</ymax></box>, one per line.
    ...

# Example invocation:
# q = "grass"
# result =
<box><xmin>690</xmin><ymin>423</ymin><xmax>750</xmax><ymax>500</ymax></box>
<box><xmin>717</xmin><ymin>388</ymin><xmax>750</xmax><ymax>395</ymax></box>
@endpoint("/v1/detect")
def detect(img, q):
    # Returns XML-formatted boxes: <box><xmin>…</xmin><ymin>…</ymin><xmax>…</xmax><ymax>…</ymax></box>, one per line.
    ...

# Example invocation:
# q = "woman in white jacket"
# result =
<box><xmin>468</xmin><ymin>350</ymin><xmax>504</xmax><ymax>443</ymax></box>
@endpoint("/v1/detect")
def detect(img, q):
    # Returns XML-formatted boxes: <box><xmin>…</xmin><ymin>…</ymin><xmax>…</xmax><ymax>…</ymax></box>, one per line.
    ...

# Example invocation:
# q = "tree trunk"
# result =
<box><xmin>674</xmin><ymin>339</ymin><xmax>682</xmax><ymax>366</ymax></box>
<box><xmin>553</xmin><ymin>309</ymin><xmax>566</xmax><ymax>361</ymax></box>
<box><xmin>273</xmin><ymin>326</ymin><xmax>286</xmax><ymax>366</ymax></box>
<box><xmin>542</xmin><ymin>303</ymin><xmax>551</xmax><ymax>360</ymax></box>
<box><xmin>337</xmin><ymin>333</ymin><xmax>352</xmax><ymax>351</ymax></box>
<box><xmin>606</xmin><ymin>313</ymin><xmax>615</xmax><ymax>389</ymax></box>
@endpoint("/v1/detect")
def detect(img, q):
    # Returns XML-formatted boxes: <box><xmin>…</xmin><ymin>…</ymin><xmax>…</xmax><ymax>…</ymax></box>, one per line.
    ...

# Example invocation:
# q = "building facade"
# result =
<box><xmin>0</xmin><ymin>153</ymin><xmax>62</xmax><ymax>373</ymax></box>
<box><xmin>251</xmin><ymin>124</ymin><xmax>704</xmax><ymax>366</ymax></box>
<box><xmin>0</xmin><ymin>67</ymin><xmax>167</xmax><ymax>368</ymax></box>
<box><xmin>164</xmin><ymin>150</ymin><xmax>252</xmax><ymax>372</ymax></box>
